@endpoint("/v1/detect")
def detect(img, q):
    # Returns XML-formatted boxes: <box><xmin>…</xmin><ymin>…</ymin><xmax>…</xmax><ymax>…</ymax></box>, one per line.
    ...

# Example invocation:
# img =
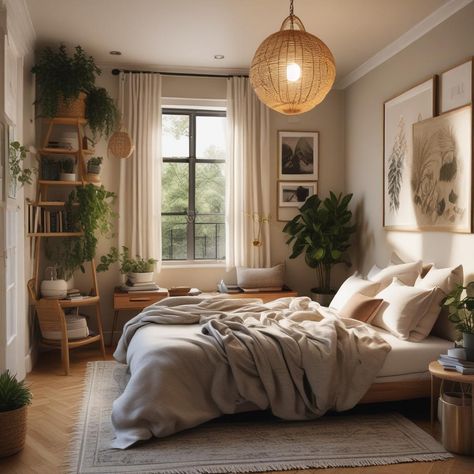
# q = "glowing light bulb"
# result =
<box><xmin>286</xmin><ymin>63</ymin><xmax>301</xmax><ymax>82</ymax></box>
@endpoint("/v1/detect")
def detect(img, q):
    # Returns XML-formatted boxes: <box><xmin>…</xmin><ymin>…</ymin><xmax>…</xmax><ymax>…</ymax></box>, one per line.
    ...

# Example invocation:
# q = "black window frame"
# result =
<box><xmin>161</xmin><ymin>108</ymin><xmax>226</xmax><ymax>261</ymax></box>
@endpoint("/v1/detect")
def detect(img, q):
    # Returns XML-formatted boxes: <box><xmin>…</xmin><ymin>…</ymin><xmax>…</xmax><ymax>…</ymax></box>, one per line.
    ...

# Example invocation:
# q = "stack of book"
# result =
<box><xmin>438</xmin><ymin>352</ymin><xmax>474</xmax><ymax>375</ymax></box>
<box><xmin>120</xmin><ymin>280</ymin><xmax>160</xmax><ymax>292</ymax></box>
<box><xmin>63</xmin><ymin>289</ymin><xmax>85</xmax><ymax>301</ymax></box>
<box><xmin>26</xmin><ymin>202</ymin><xmax>75</xmax><ymax>233</ymax></box>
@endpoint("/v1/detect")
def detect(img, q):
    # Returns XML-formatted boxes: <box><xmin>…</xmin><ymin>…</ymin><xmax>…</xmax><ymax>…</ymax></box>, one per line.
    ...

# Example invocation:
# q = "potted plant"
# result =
<box><xmin>283</xmin><ymin>192</ymin><xmax>356</xmax><ymax>305</ymax></box>
<box><xmin>59</xmin><ymin>158</ymin><xmax>76</xmax><ymax>181</ymax></box>
<box><xmin>97</xmin><ymin>246</ymin><xmax>157</xmax><ymax>283</ymax></box>
<box><xmin>45</xmin><ymin>184</ymin><xmax>116</xmax><ymax>280</ymax></box>
<box><xmin>0</xmin><ymin>370</ymin><xmax>32</xmax><ymax>457</ymax></box>
<box><xmin>32</xmin><ymin>44</ymin><xmax>119</xmax><ymax>139</ymax></box>
<box><xmin>8</xmin><ymin>141</ymin><xmax>35</xmax><ymax>195</ymax></box>
<box><xmin>86</xmin><ymin>156</ymin><xmax>103</xmax><ymax>183</ymax></box>
<box><xmin>444</xmin><ymin>282</ymin><xmax>474</xmax><ymax>357</ymax></box>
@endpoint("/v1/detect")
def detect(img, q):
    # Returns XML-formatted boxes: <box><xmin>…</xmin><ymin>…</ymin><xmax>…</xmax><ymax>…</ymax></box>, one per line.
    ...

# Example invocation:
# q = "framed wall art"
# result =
<box><xmin>410</xmin><ymin>105</ymin><xmax>472</xmax><ymax>232</ymax></box>
<box><xmin>278</xmin><ymin>131</ymin><xmax>318</xmax><ymax>181</ymax></box>
<box><xmin>383</xmin><ymin>76</ymin><xmax>437</xmax><ymax>229</ymax></box>
<box><xmin>440</xmin><ymin>57</ymin><xmax>473</xmax><ymax>113</ymax></box>
<box><xmin>278</xmin><ymin>181</ymin><xmax>317</xmax><ymax>207</ymax></box>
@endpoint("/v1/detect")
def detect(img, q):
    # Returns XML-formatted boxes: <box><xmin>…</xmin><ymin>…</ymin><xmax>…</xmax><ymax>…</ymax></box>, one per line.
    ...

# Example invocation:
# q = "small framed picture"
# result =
<box><xmin>278</xmin><ymin>131</ymin><xmax>318</xmax><ymax>181</ymax></box>
<box><xmin>440</xmin><ymin>58</ymin><xmax>473</xmax><ymax>113</ymax></box>
<box><xmin>278</xmin><ymin>181</ymin><xmax>317</xmax><ymax>208</ymax></box>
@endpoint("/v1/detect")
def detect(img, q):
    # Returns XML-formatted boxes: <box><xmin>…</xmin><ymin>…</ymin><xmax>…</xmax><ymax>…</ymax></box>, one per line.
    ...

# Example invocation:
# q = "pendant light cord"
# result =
<box><xmin>289</xmin><ymin>0</ymin><xmax>294</xmax><ymax>28</ymax></box>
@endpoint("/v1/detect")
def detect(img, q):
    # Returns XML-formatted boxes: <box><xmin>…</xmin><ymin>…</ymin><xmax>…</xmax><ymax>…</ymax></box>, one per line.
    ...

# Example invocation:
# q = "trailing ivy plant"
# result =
<box><xmin>0</xmin><ymin>370</ymin><xmax>32</xmax><ymax>412</ymax></box>
<box><xmin>9</xmin><ymin>141</ymin><xmax>35</xmax><ymax>186</ymax></box>
<box><xmin>97</xmin><ymin>246</ymin><xmax>157</xmax><ymax>273</ymax></box>
<box><xmin>283</xmin><ymin>192</ymin><xmax>356</xmax><ymax>294</ymax></box>
<box><xmin>85</xmin><ymin>87</ymin><xmax>119</xmax><ymax>140</ymax></box>
<box><xmin>45</xmin><ymin>184</ymin><xmax>116</xmax><ymax>280</ymax></box>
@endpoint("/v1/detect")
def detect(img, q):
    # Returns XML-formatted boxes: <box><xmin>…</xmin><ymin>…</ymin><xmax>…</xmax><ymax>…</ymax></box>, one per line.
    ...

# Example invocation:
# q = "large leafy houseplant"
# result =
<box><xmin>444</xmin><ymin>282</ymin><xmax>474</xmax><ymax>351</ymax></box>
<box><xmin>283</xmin><ymin>192</ymin><xmax>356</xmax><ymax>295</ymax></box>
<box><xmin>45</xmin><ymin>184</ymin><xmax>116</xmax><ymax>280</ymax></box>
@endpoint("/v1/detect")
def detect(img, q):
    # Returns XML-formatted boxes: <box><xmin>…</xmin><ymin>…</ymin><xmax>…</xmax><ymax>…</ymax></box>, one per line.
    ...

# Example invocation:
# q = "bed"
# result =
<box><xmin>110</xmin><ymin>288</ymin><xmax>455</xmax><ymax>448</ymax></box>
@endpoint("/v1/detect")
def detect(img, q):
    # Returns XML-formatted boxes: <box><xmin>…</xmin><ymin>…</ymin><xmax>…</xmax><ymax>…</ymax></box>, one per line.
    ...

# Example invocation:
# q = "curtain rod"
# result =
<box><xmin>111</xmin><ymin>68</ymin><xmax>248</xmax><ymax>78</ymax></box>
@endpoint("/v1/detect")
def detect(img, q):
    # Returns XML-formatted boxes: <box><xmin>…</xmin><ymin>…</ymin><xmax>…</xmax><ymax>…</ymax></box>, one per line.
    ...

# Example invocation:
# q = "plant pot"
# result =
<box><xmin>41</xmin><ymin>278</ymin><xmax>68</xmax><ymax>298</ymax></box>
<box><xmin>85</xmin><ymin>172</ymin><xmax>101</xmax><ymax>183</ymax></box>
<box><xmin>57</xmin><ymin>91</ymin><xmax>86</xmax><ymax>118</ymax></box>
<box><xmin>59</xmin><ymin>172</ymin><xmax>76</xmax><ymax>182</ymax></box>
<box><xmin>463</xmin><ymin>332</ymin><xmax>474</xmax><ymax>361</ymax></box>
<box><xmin>128</xmin><ymin>272</ymin><xmax>154</xmax><ymax>284</ymax></box>
<box><xmin>0</xmin><ymin>405</ymin><xmax>27</xmax><ymax>457</ymax></box>
<box><xmin>310</xmin><ymin>288</ymin><xmax>336</xmax><ymax>307</ymax></box>
<box><xmin>87</xmin><ymin>164</ymin><xmax>101</xmax><ymax>174</ymax></box>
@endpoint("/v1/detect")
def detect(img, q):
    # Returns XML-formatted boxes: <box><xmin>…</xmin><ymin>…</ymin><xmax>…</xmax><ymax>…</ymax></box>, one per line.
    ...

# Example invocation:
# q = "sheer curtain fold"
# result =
<box><xmin>226</xmin><ymin>77</ymin><xmax>271</xmax><ymax>269</ymax></box>
<box><xmin>118</xmin><ymin>73</ymin><xmax>162</xmax><ymax>268</ymax></box>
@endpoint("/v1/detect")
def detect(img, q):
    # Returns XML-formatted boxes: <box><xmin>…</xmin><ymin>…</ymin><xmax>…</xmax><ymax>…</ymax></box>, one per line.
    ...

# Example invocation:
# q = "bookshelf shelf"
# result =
<box><xmin>38</xmin><ymin>180</ymin><xmax>84</xmax><ymax>186</ymax></box>
<box><xmin>39</xmin><ymin>147</ymin><xmax>95</xmax><ymax>155</ymax></box>
<box><xmin>31</xmin><ymin>201</ymin><xmax>79</xmax><ymax>207</ymax></box>
<box><xmin>27</xmin><ymin>232</ymin><xmax>83</xmax><ymax>237</ymax></box>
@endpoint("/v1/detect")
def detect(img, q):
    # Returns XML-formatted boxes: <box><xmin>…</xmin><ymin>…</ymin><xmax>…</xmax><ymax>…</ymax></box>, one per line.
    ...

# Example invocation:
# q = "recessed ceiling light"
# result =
<box><xmin>214</xmin><ymin>54</ymin><xmax>224</xmax><ymax>60</ymax></box>
<box><xmin>110</xmin><ymin>50</ymin><xmax>122</xmax><ymax>56</ymax></box>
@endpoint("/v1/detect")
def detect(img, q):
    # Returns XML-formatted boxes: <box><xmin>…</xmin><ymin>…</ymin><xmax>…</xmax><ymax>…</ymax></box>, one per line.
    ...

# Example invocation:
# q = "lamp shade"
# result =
<box><xmin>250</xmin><ymin>15</ymin><xmax>336</xmax><ymax>115</ymax></box>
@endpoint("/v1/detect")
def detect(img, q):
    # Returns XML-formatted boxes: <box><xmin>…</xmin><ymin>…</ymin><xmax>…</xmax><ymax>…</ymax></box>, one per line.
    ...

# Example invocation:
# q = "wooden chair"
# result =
<box><xmin>28</xmin><ymin>279</ymin><xmax>106</xmax><ymax>375</ymax></box>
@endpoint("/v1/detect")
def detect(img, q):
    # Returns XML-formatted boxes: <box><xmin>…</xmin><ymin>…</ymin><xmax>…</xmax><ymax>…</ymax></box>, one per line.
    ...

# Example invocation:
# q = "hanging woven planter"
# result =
<box><xmin>107</xmin><ymin>128</ymin><xmax>134</xmax><ymax>159</ymax></box>
<box><xmin>250</xmin><ymin>1</ymin><xmax>336</xmax><ymax>115</ymax></box>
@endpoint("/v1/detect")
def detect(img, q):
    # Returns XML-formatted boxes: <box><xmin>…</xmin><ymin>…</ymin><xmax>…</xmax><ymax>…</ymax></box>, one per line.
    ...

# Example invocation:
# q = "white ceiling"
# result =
<box><xmin>26</xmin><ymin>0</ymin><xmax>451</xmax><ymax>83</ymax></box>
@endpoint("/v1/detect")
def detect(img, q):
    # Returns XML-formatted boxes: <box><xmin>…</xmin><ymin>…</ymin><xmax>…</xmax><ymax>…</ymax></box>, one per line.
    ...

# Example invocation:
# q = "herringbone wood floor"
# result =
<box><xmin>0</xmin><ymin>347</ymin><xmax>473</xmax><ymax>473</ymax></box>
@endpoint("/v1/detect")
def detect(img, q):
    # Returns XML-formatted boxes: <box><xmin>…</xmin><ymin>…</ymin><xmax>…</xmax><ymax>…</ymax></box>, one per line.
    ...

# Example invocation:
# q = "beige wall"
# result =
<box><xmin>90</xmin><ymin>71</ymin><xmax>345</xmax><ymax>334</ymax></box>
<box><xmin>345</xmin><ymin>2</ymin><xmax>474</xmax><ymax>281</ymax></box>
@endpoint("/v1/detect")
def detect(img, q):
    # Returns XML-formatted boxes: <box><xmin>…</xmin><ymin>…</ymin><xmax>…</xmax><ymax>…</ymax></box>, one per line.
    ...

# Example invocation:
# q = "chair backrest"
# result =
<box><xmin>27</xmin><ymin>279</ymin><xmax>38</xmax><ymax>302</ymax></box>
<box><xmin>35</xmin><ymin>299</ymin><xmax>68</xmax><ymax>340</ymax></box>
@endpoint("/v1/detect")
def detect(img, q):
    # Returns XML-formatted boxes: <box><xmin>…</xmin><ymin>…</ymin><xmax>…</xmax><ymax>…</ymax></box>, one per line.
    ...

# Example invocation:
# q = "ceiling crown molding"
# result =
<box><xmin>336</xmin><ymin>0</ymin><xmax>473</xmax><ymax>89</ymax></box>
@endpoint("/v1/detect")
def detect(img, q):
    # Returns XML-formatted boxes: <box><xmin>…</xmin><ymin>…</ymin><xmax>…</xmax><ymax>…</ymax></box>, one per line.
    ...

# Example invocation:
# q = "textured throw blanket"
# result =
<box><xmin>112</xmin><ymin>296</ymin><xmax>390</xmax><ymax>449</ymax></box>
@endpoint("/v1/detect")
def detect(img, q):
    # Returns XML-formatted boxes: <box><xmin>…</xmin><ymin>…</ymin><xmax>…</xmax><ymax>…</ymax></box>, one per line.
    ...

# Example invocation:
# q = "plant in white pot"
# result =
<box><xmin>283</xmin><ymin>192</ymin><xmax>356</xmax><ymax>305</ymax></box>
<box><xmin>0</xmin><ymin>370</ymin><xmax>32</xmax><ymax>457</ymax></box>
<box><xmin>97</xmin><ymin>246</ymin><xmax>157</xmax><ymax>283</ymax></box>
<box><xmin>59</xmin><ymin>157</ymin><xmax>76</xmax><ymax>181</ymax></box>
<box><xmin>444</xmin><ymin>282</ymin><xmax>474</xmax><ymax>359</ymax></box>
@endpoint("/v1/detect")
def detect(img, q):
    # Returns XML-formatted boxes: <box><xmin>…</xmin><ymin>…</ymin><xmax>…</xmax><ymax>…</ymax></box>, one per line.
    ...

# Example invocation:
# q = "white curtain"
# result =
<box><xmin>118</xmin><ymin>73</ymin><xmax>162</xmax><ymax>267</ymax></box>
<box><xmin>226</xmin><ymin>77</ymin><xmax>271</xmax><ymax>269</ymax></box>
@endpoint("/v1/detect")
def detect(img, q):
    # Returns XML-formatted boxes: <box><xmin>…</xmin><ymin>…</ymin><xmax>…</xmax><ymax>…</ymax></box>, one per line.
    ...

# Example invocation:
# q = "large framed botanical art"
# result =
<box><xmin>410</xmin><ymin>105</ymin><xmax>472</xmax><ymax>232</ymax></box>
<box><xmin>278</xmin><ymin>131</ymin><xmax>318</xmax><ymax>181</ymax></box>
<box><xmin>383</xmin><ymin>77</ymin><xmax>437</xmax><ymax>230</ymax></box>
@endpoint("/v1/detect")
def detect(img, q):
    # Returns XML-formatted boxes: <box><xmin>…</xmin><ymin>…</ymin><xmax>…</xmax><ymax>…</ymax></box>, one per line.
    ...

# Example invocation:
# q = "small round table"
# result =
<box><xmin>429</xmin><ymin>361</ymin><xmax>474</xmax><ymax>453</ymax></box>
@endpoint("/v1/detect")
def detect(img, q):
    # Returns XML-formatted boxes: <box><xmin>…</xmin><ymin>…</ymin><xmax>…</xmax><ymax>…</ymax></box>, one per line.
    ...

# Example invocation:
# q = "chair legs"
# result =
<box><xmin>61</xmin><ymin>338</ymin><xmax>70</xmax><ymax>375</ymax></box>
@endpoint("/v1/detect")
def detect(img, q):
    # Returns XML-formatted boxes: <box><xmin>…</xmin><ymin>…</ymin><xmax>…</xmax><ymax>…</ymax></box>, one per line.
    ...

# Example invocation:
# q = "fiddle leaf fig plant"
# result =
<box><xmin>283</xmin><ymin>192</ymin><xmax>356</xmax><ymax>294</ymax></box>
<box><xmin>444</xmin><ymin>282</ymin><xmax>474</xmax><ymax>334</ymax></box>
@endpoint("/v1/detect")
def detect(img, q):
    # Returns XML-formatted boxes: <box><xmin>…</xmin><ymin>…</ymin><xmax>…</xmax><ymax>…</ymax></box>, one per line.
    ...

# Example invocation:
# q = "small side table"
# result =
<box><xmin>429</xmin><ymin>361</ymin><xmax>474</xmax><ymax>453</ymax></box>
<box><xmin>111</xmin><ymin>287</ymin><xmax>169</xmax><ymax>345</ymax></box>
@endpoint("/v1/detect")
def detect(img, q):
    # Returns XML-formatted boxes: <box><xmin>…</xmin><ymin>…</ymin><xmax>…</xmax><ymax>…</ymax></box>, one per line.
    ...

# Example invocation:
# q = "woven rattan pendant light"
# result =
<box><xmin>250</xmin><ymin>0</ymin><xmax>336</xmax><ymax>115</ymax></box>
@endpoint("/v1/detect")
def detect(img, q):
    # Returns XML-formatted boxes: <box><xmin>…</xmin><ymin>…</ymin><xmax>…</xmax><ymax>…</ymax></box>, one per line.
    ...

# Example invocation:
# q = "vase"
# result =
<box><xmin>463</xmin><ymin>332</ymin><xmax>474</xmax><ymax>361</ymax></box>
<box><xmin>0</xmin><ymin>405</ymin><xmax>27</xmax><ymax>457</ymax></box>
<box><xmin>310</xmin><ymin>288</ymin><xmax>336</xmax><ymax>307</ymax></box>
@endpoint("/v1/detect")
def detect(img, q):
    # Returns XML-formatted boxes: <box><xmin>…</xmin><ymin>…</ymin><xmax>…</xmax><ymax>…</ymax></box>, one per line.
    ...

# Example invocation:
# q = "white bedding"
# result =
<box><xmin>112</xmin><ymin>296</ymin><xmax>390</xmax><ymax>448</ymax></box>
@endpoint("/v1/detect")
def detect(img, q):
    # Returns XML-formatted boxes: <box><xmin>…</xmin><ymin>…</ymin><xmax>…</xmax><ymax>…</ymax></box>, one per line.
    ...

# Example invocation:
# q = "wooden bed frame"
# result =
<box><xmin>360</xmin><ymin>379</ymin><xmax>431</xmax><ymax>403</ymax></box>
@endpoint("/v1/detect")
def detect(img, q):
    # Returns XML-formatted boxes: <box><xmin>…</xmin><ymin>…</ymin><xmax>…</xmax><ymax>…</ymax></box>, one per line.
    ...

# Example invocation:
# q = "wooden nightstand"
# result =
<box><xmin>429</xmin><ymin>360</ymin><xmax>474</xmax><ymax>454</ymax></box>
<box><xmin>111</xmin><ymin>287</ymin><xmax>169</xmax><ymax>345</ymax></box>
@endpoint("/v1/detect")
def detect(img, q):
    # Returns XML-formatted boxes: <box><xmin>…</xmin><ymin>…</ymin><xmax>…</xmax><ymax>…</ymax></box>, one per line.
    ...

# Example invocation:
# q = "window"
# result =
<box><xmin>161</xmin><ymin>109</ymin><xmax>226</xmax><ymax>261</ymax></box>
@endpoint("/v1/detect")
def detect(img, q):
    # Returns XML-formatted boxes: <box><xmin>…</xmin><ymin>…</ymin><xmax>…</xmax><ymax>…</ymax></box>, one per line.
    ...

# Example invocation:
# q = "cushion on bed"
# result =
<box><xmin>329</xmin><ymin>273</ymin><xmax>380</xmax><ymax>312</ymax></box>
<box><xmin>338</xmin><ymin>293</ymin><xmax>383</xmax><ymax>323</ymax></box>
<box><xmin>371</xmin><ymin>278</ymin><xmax>439</xmax><ymax>340</ymax></box>
<box><xmin>236</xmin><ymin>264</ymin><xmax>284</xmax><ymax>290</ymax></box>
<box><xmin>367</xmin><ymin>260</ymin><xmax>422</xmax><ymax>289</ymax></box>
<box><xmin>414</xmin><ymin>264</ymin><xmax>463</xmax><ymax>295</ymax></box>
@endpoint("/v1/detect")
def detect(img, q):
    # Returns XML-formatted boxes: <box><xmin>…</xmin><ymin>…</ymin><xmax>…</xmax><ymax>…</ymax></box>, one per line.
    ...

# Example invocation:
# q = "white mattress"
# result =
<box><xmin>374</xmin><ymin>328</ymin><xmax>454</xmax><ymax>383</ymax></box>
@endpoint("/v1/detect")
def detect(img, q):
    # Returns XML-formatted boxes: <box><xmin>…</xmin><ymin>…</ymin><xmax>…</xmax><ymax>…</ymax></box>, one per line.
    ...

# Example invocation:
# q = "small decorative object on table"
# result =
<box><xmin>444</xmin><ymin>281</ymin><xmax>474</xmax><ymax>360</ymax></box>
<box><xmin>40</xmin><ymin>266</ymin><xmax>67</xmax><ymax>299</ymax></box>
<box><xmin>86</xmin><ymin>156</ymin><xmax>102</xmax><ymax>183</ymax></box>
<box><xmin>0</xmin><ymin>370</ymin><xmax>32</xmax><ymax>457</ymax></box>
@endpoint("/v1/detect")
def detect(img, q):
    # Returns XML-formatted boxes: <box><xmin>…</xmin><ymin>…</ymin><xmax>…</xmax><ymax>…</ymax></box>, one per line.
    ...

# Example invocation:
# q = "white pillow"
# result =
<box><xmin>414</xmin><ymin>264</ymin><xmax>463</xmax><ymax>295</ymax></box>
<box><xmin>329</xmin><ymin>273</ymin><xmax>380</xmax><ymax>312</ymax></box>
<box><xmin>367</xmin><ymin>260</ymin><xmax>423</xmax><ymax>289</ymax></box>
<box><xmin>371</xmin><ymin>278</ymin><xmax>439</xmax><ymax>340</ymax></box>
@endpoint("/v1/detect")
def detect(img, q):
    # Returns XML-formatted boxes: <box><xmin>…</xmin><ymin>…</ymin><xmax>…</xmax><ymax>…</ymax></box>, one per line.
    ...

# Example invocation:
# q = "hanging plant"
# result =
<box><xmin>85</xmin><ymin>87</ymin><xmax>119</xmax><ymax>140</ymax></box>
<box><xmin>9</xmin><ymin>141</ymin><xmax>35</xmax><ymax>186</ymax></box>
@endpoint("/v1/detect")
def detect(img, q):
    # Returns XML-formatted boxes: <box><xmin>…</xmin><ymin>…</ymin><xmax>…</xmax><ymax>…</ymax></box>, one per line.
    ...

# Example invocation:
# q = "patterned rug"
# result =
<box><xmin>67</xmin><ymin>361</ymin><xmax>451</xmax><ymax>473</ymax></box>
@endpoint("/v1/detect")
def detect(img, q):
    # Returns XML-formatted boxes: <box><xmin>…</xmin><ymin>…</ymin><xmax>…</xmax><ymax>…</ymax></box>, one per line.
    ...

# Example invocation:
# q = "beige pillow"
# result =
<box><xmin>415</xmin><ymin>264</ymin><xmax>463</xmax><ymax>295</ymax></box>
<box><xmin>236</xmin><ymin>264</ymin><xmax>284</xmax><ymax>290</ymax></box>
<box><xmin>371</xmin><ymin>278</ymin><xmax>437</xmax><ymax>340</ymax></box>
<box><xmin>367</xmin><ymin>260</ymin><xmax>422</xmax><ymax>289</ymax></box>
<box><xmin>339</xmin><ymin>293</ymin><xmax>384</xmax><ymax>323</ymax></box>
<box><xmin>329</xmin><ymin>273</ymin><xmax>380</xmax><ymax>312</ymax></box>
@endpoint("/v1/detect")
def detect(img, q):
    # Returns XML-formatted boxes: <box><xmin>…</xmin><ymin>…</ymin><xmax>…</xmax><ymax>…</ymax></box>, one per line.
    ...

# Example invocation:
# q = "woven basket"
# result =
<box><xmin>108</xmin><ymin>130</ymin><xmax>134</xmax><ymax>159</ymax></box>
<box><xmin>0</xmin><ymin>405</ymin><xmax>28</xmax><ymax>457</ymax></box>
<box><xmin>56</xmin><ymin>92</ymin><xmax>86</xmax><ymax>118</ymax></box>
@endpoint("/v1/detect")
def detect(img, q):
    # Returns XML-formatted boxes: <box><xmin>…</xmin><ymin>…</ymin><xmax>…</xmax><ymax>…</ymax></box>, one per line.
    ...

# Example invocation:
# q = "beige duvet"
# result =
<box><xmin>112</xmin><ymin>296</ymin><xmax>390</xmax><ymax>449</ymax></box>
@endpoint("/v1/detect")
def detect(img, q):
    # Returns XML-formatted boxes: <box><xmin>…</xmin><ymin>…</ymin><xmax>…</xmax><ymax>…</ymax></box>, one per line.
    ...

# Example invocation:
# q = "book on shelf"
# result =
<box><xmin>26</xmin><ymin>201</ymin><xmax>75</xmax><ymax>234</ymax></box>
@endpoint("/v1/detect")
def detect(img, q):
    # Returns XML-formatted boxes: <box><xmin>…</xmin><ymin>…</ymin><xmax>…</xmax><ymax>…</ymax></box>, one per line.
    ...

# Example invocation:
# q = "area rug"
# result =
<box><xmin>67</xmin><ymin>361</ymin><xmax>451</xmax><ymax>473</ymax></box>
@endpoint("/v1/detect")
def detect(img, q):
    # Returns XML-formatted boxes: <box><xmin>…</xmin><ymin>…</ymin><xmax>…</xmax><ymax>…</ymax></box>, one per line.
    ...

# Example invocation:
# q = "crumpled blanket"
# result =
<box><xmin>112</xmin><ymin>296</ymin><xmax>390</xmax><ymax>448</ymax></box>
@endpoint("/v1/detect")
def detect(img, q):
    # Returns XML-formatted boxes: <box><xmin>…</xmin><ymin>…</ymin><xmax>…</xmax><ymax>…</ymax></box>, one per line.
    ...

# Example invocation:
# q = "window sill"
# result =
<box><xmin>161</xmin><ymin>260</ymin><xmax>226</xmax><ymax>270</ymax></box>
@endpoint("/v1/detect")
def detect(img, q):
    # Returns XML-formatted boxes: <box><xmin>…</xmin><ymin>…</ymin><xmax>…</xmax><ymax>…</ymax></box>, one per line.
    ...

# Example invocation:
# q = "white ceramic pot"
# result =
<box><xmin>59</xmin><ymin>172</ymin><xmax>76</xmax><ymax>182</ymax></box>
<box><xmin>40</xmin><ymin>279</ymin><xmax>67</xmax><ymax>298</ymax></box>
<box><xmin>128</xmin><ymin>272</ymin><xmax>154</xmax><ymax>284</ymax></box>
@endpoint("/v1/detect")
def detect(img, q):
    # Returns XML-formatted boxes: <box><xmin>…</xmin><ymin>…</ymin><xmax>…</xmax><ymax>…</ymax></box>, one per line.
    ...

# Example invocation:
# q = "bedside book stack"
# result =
<box><xmin>438</xmin><ymin>352</ymin><xmax>474</xmax><ymax>375</ymax></box>
<box><xmin>120</xmin><ymin>280</ymin><xmax>160</xmax><ymax>292</ymax></box>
